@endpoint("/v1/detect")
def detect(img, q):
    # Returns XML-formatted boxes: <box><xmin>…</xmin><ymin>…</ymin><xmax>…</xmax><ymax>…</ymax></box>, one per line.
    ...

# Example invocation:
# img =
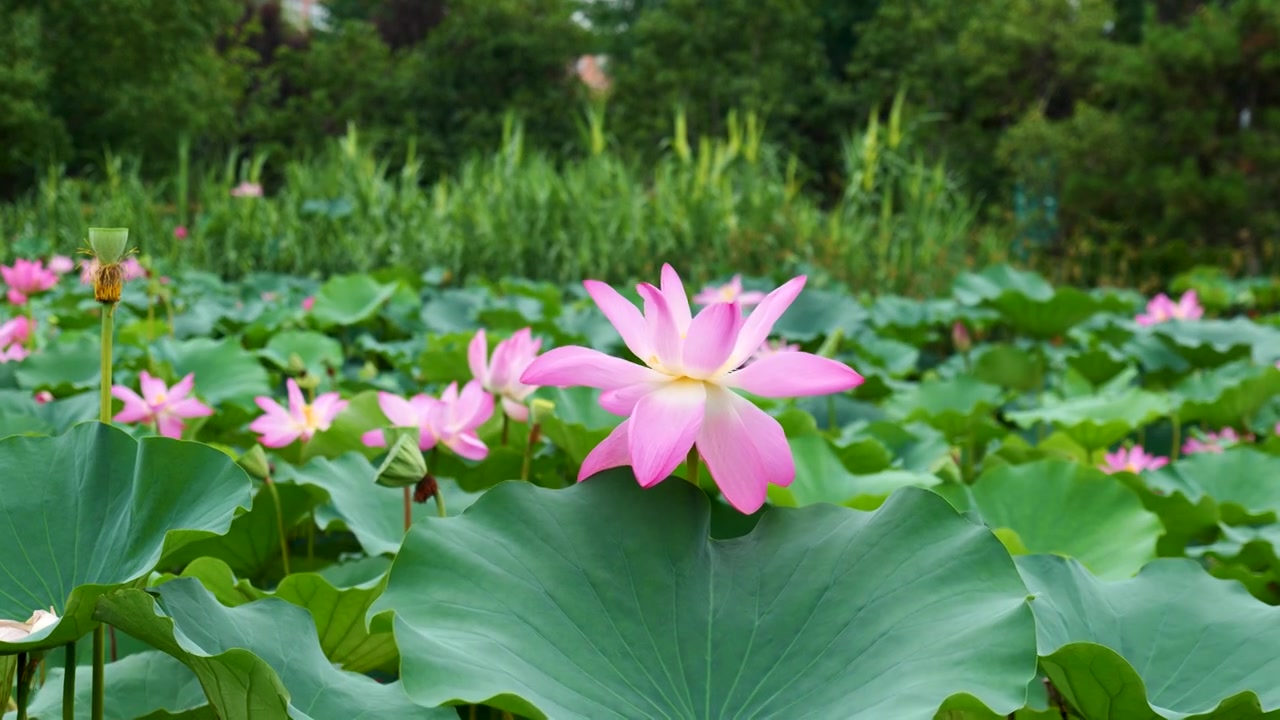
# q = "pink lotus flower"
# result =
<box><xmin>0</xmin><ymin>345</ymin><xmax>27</xmax><ymax>363</ymax></box>
<box><xmin>1</xmin><ymin>259</ymin><xmax>58</xmax><ymax>305</ymax></box>
<box><xmin>520</xmin><ymin>265</ymin><xmax>864</xmax><ymax>513</ymax></box>
<box><xmin>230</xmin><ymin>181</ymin><xmax>264</xmax><ymax>198</ymax></box>
<box><xmin>173</xmin><ymin>226</ymin><xmax>189</xmax><ymax>240</ymax></box>
<box><xmin>79</xmin><ymin>257</ymin><xmax>145</xmax><ymax>286</ymax></box>
<box><xmin>249</xmin><ymin>378</ymin><xmax>347</xmax><ymax>448</ymax></box>
<box><xmin>575</xmin><ymin>54</ymin><xmax>611</xmax><ymax>94</ymax></box>
<box><xmin>302</xmin><ymin>296</ymin><xmax>315</xmax><ymax>312</ymax></box>
<box><xmin>750</xmin><ymin>339</ymin><xmax>800</xmax><ymax>364</ymax></box>
<box><xmin>1100</xmin><ymin>446</ymin><xmax>1169</xmax><ymax>474</ymax></box>
<box><xmin>952</xmin><ymin>322</ymin><xmax>972</xmax><ymax>352</ymax></box>
<box><xmin>112</xmin><ymin>371</ymin><xmax>214</xmax><ymax>439</ymax></box>
<box><xmin>693</xmin><ymin>274</ymin><xmax>767</xmax><ymax>308</ymax></box>
<box><xmin>469</xmin><ymin>328</ymin><xmax>542</xmax><ymax>422</ymax></box>
<box><xmin>361</xmin><ymin>381</ymin><xmax>494</xmax><ymax>460</ymax></box>
<box><xmin>0</xmin><ymin>316</ymin><xmax>31</xmax><ymax>363</ymax></box>
<box><xmin>1136</xmin><ymin>290</ymin><xmax>1203</xmax><ymax>326</ymax></box>
<box><xmin>47</xmin><ymin>255</ymin><xmax>75</xmax><ymax>275</ymax></box>
<box><xmin>361</xmin><ymin>392</ymin><xmax>441</xmax><ymax>451</ymax></box>
<box><xmin>1183</xmin><ymin>428</ymin><xmax>1250</xmax><ymax>455</ymax></box>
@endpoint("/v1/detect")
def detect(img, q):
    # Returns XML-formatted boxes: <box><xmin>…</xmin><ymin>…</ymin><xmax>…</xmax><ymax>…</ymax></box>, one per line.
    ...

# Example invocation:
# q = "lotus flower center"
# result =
<box><xmin>303</xmin><ymin>404</ymin><xmax>317</xmax><ymax>428</ymax></box>
<box><xmin>154</xmin><ymin>392</ymin><xmax>167</xmax><ymax>405</ymax></box>
<box><xmin>719</xmin><ymin>286</ymin><xmax>736</xmax><ymax>301</ymax></box>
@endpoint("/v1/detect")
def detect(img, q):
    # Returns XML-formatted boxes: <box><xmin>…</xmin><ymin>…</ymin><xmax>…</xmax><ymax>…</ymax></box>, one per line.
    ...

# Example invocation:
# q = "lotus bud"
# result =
<box><xmin>237</xmin><ymin>445</ymin><xmax>271</xmax><ymax>481</ymax></box>
<box><xmin>531</xmin><ymin>398</ymin><xmax>555</xmax><ymax>425</ymax></box>
<box><xmin>358</xmin><ymin>361</ymin><xmax>378</xmax><ymax>382</ymax></box>
<box><xmin>952</xmin><ymin>322</ymin><xmax>972</xmax><ymax>353</ymax></box>
<box><xmin>375</xmin><ymin>430</ymin><xmax>428</xmax><ymax>488</ymax></box>
<box><xmin>287</xmin><ymin>353</ymin><xmax>306</xmax><ymax>374</ymax></box>
<box><xmin>294</xmin><ymin>371</ymin><xmax>320</xmax><ymax>391</ymax></box>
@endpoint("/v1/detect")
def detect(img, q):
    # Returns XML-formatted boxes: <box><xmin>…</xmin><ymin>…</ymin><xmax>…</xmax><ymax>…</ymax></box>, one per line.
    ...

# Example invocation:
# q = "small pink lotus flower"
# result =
<box><xmin>575</xmin><ymin>54</ymin><xmax>611</xmax><ymax>94</ymax></box>
<box><xmin>34</xmin><ymin>390</ymin><xmax>53</xmax><ymax>404</ymax></box>
<box><xmin>520</xmin><ymin>264</ymin><xmax>863</xmax><ymax>513</ymax></box>
<box><xmin>429</xmin><ymin>380</ymin><xmax>495</xmax><ymax>460</ymax></box>
<box><xmin>0</xmin><ymin>345</ymin><xmax>27</xmax><ymax>363</ymax></box>
<box><xmin>173</xmin><ymin>226</ymin><xmax>189</xmax><ymax>240</ymax></box>
<box><xmin>1100</xmin><ymin>446</ymin><xmax>1169</xmax><ymax>474</ymax></box>
<box><xmin>469</xmin><ymin>328</ymin><xmax>542</xmax><ymax>422</ymax></box>
<box><xmin>112</xmin><ymin>371</ymin><xmax>214</xmax><ymax>439</ymax></box>
<box><xmin>952</xmin><ymin>322</ymin><xmax>972</xmax><ymax>352</ymax></box>
<box><xmin>261</xmin><ymin>292</ymin><xmax>278</xmax><ymax>303</ymax></box>
<box><xmin>1136</xmin><ymin>290</ymin><xmax>1203</xmax><ymax>326</ymax></box>
<box><xmin>249</xmin><ymin>378</ymin><xmax>348</xmax><ymax>448</ymax></box>
<box><xmin>1</xmin><ymin>259</ymin><xmax>58</xmax><ymax>305</ymax></box>
<box><xmin>47</xmin><ymin>255</ymin><xmax>75</xmax><ymax>275</ymax></box>
<box><xmin>230</xmin><ymin>181</ymin><xmax>264</xmax><ymax>198</ymax></box>
<box><xmin>749</xmin><ymin>339</ymin><xmax>800</xmax><ymax>364</ymax></box>
<box><xmin>302</xmin><ymin>296</ymin><xmax>315</xmax><ymax>312</ymax></box>
<box><xmin>693</xmin><ymin>274</ymin><xmax>767</xmax><ymax>308</ymax></box>
<box><xmin>0</xmin><ymin>316</ymin><xmax>31</xmax><ymax>363</ymax></box>
<box><xmin>1183</xmin><ymin>428</ymin><xmax>1250</xmax><ymax>455</ymax></box>
<box><xmin>361</xmin><ymin>392</ymin><xmax>442</xmax><ymax>450</ymax></box>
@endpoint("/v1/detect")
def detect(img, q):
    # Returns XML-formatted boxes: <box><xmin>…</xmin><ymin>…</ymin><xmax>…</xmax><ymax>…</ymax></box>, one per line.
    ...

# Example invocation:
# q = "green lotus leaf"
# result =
<box><xmin>14</xmin><ymin>334</ymin><xmax>100</xmax><ymax>393</ymax></box>
<box><xmin>1186</xmin><ymin>523</ymin><xmax>1280</xmax><ymax>604</ymax></box>
<box><xmin>301</xmin><ymin>390</ymin><xmax>386</xmax><ymax>462</ymax></box>
<box><xmin>259</xmin><ymin>330</ymin><xmax>344</xmax><ymax>379</ymax></box>
<box><xmin>890</xmin><ymin>376</ymin><xmax>1004</xmax><ymax>442</ymax></box>
<box><xmin>1005</xmin><ymin>388</ymin><xmax>1169</xmax><ymax>450</ymax></box>
<box><xmin>959</xmin><ymin>460</ymin><xmax>1161</xmax><ymax>578</ymax></box>
<box><xmin>1064</xmin><ymin>346</ymin><xmax>1130</xmax><ymax>388</ymax></box>
<box><xmin>1155</xmin><ymin>318</ymin><xmax>1280</xmax><ymax>368</ymax></box>
<box><xmin>1174</xmin><ymin>361</ymin><xmax>1280</xmax><ymax>428</ymax></box>
<box><xmin>535</xmin><ymin>386</ymin><xmax>623</xmax><ymax>465</ymax></box>
<box><xmin>972</xmin><ymin>344</ymin><xmax>1046</xmax><ymax>393</ymax></box>
<box><xmin>1017</xmin><ymin>554</ymin><xmax>1280</xmax><ymax>719</ymax></box>
<box><xmin>0</xmin><ymin>423</ymin><xmax>251</xmax><ymax>653</ymax></box>
<box><xmin>277</xmin><ymin>453</ymin><xmax>480</xmax><ymax>556</ymax></box>
<box><xmin>374</xmin><ymin>472</ymin><xmax>1038</xmax><ymax>719</ymax></box>
<box><xmin>95</xmin><ymin>578</ymin><xmax>446</xmax><ymax>720</ymax></box>
<box><xmin>309</xmin><ymin>274</ymin><xmax>398</xmax><ymax>328</ymax></box>
<box><xmin>149</xmin><ymin>337</ymin><xmax>271</xmax><ymax>408</ymax></box>
<box><xmin>15</xmin><ymin>651</ymin><xmax>212</xmax><ymax>720</ymax></box>
<box><xmin>771</xmin><ymin>433</ymin><xmax>939</xmax><ymax>508</ymax></box>
<box><xmin>771</xmin><ymin>287</ymin><xmax>867</xmax><ymax>341</ymax></box>
<box><xmin>163</xmin><ymin>556</ymin><xmax>397</xmax><ymax>674</ymax></box>
<box><xmin>954</xmin><ymin>266</ymin><xmax>1131</xmax><ymax>338</ymax></box>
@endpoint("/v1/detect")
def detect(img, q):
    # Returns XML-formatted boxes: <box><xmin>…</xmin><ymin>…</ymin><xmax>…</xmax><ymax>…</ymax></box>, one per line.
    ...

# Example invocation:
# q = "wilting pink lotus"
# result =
<box><xmin>1</xmin><ymin>259</ymin><xmax>58</xmax><ymax>305</ymax></box>
<box><xmin>230</xmin><ymin>181</ymin><xmax>264</xmax><ymax>198</ymax></box>
<box><xmin>47</xmin><ymin>255</ymin><xmax>75</xmax><ymax>275</ymax></box>
<box><xmin>0</xmin><ymin>607</ymin><xmax>59</xmax><ymax>642</ymax></box>
<box><xmin>250</xmin><ymin>378</ymin><xmax>347</xmax><ymax>447</ymax></box>
<box><xmin>1100</xmin><ymin>446</ymin><xmax>1169</xmax><ymax>474</ymax></box>
<box><xmin>79</xmin><ymin>257</ymin><xmax>145</xmax><ymax>286</ymax></box>
<box><xmin>1183</xmin><ymin>428</ymin><xmax>1250</xmax><ymax>455</ymax></box>
<box><xmin>693</xmin><ymin>274</ymin><xmax>767</xmax><ymax>308</ymax></box>
<box><xmin>750</xmin><ymin>339</ymin><xmax>800</xmax><ymax>364</ymax></box>
<box><xmin>362</xmin><ymin>392</ymin><xmax>441</xmax><ymax>450</ymax></box>
<box><xmin>302</xmin><ymin>296</ymin><xmax>315</xmax><ymax>312</ymax></box>
<box><xmin>1136</xmin><ymin>290</ymin><xmax>1203</xmax><ymax>326</ymax></box>
<box><xmin>173</xmin><ymin>226</ymin><xmax>189</xmax><ymax>240</ymax></box>
<box><xmin>469</xmin><ymin>328</ymin><xmax>542</xmax><ymax>422</ymax></box>
<box><xmin>520</xmin><ymin>265</ymin><xmax>863</xmax><ymax>513</ymax></box>
<box><xmin>112</xmin><ymin>371</ymin><xmax>214</xmax><ymax>439</ymax></box>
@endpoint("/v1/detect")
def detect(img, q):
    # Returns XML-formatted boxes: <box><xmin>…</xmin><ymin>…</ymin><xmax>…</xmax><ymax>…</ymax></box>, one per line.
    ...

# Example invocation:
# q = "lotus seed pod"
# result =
<box><xmin>87</xmin><ymin>228</ymin><xmax>129</xmax><ymax>265</ymax></box>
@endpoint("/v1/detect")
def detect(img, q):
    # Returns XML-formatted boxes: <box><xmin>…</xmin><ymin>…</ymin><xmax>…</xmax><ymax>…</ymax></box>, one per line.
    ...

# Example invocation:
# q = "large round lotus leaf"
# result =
<box><xmin>1155</xmin><ymin>318</ymin><xmax>1280</xmax><ymax>368</ymax></box>
<box><xmin>162</xmin><ymin>556</ymin><xmax>397</xmax><ymax>674</ymax></box>
<box><xmin>1145</xmin><ymin>448</ymin><xmax>1280</xmax><ymax>523</ymax></box>
<box><xmin>1016</xmin><ymin>555</ymin><xmax>1280</xmax><ymax>719</ymax></box>
<box><xmin>373</xmin><ymin>472</ymin><xmax>1038</xmax><ymax>719</ymax></box>
<box><xmin>14</xmin><ymin>334</ymin><xmax>100</xmax><ymax>392</ymax></box>
<box><xmin>1174</xmin><ymin>361</ymin><xmax>1280</xmax><ymax>429</ymax></box>
<box><xmin>771</xmin><ymin>287</ymin><xmax>867</xmax><ymax>341</ymax></box>
<box><xmin>770</xmin><ymin>433</ymin><xmax>939</xmax><ymax>508</ymax></box>
<box><xmin>15</xmin><ymin>651</ymin><xmax>212</xmax><ymax>720</ymax></box>
<box><xmin>890</xmin><ymin>376</ymin><xmax>1004</xmax><ymax>442</ymax></box>
<box><xmin>259</xmin><ymin>330</ymin><xmax>343</xmax><ymax>379</ymax></box>
<box><xmin>149</xmin><ymin>337</ymin><xmax>270</xmax><ymax>408</ymax></box>
<box><xmin>95</xmin><ymin>579</ymin><xmax>448</xmax><ymax>720</ymax></box>
<box><xmin>1005</xmin><ymin>389</ymin><xmax>1169</xmax><ymax>450</ymax></box>
<box><xmin>961</xmin><ymin>460</ymin><xmax>1162</xmax><ymax>579</ymax></box>
<box><xmin>953</xmin><ymin>266</ymin><xmax>1131</xmax><ymax>338</ymax></box>
<box><xmin>0</xmin><ymin>422</ymin><xmax>252</xmax><ymax>653</ymax></box>
<box><xmin>310</xmin><ymin>274</ymin><xmax>398</xmax><ymax>328</ymax></box>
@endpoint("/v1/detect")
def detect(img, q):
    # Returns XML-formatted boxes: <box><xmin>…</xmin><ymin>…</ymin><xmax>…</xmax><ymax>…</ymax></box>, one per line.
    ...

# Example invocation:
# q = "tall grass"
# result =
<box><xmin>0</xmin><ymin>107</ymin><xmax>1000</xmax><ymax>294</ymax></box>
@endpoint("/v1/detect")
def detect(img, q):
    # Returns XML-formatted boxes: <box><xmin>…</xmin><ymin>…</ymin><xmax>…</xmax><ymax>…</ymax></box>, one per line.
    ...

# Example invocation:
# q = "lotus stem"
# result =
<box><xmin>264</xmin><ymin>476</ymin><xmax>291</xmax><ymax>575</ymax></box>
<box><xmin>501</xmin><ymin>414</ymin><xmax>509</xmax><ymax>446</ymax></box>
<box><xmin>1170</xmin><ymin>415</ymin><xmax>1181</xmax><ymax>461</ymax></box>
<box><xmin>433</xmin><ymin>488</ymin><xmax>447</xmax><ymax>518</ymax></box>
<box><xmin>403</xmin><ymin>486</ymin><xmax>412</xmax><ymax>532</ymax></box>
<box><xmin>25</xmin><ymin>304</ymin><xmax>35</xmax><ymax>352</ymax></box>
<box><xmin>92</xmin><ymin>626</ymin><xmax>104</xmax><ymax>720</ymax></box>
<box><xmin>99</xmin><ymin>305</ymin><xmax>114</xmax><ymax>424</ymax></box>
<box><xmin>16</xmin><ymin>652</ymin><xmax>28</xmax><ymax>720</ymax></box>
<box><xmin>62</xmin><ymin>641</ymin><xmax>74</xmax><ymax>720</ymax></box>
<box><xmin>521</xmin><ymin>423</ymin><xmax>539</xmax><ymax>482</ymax></box>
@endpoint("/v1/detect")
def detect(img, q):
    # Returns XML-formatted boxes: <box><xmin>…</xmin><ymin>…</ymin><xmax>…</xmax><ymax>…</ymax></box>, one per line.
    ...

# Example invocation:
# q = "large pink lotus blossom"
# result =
<box><xmin>79</xmin><ymin>257</ymin><xmax>145</xmax><ymax>286</ymax></box>
<box><xmin>230</xmin><ymin>181</ymin><xmax>264</xmax><ymax>198</ymax></box>
<box><xmin>693</xmin><ymin>274</ymin><xmax>767</xmax><ymax>308</ymax></box>
<box><xmin>0</xmin><ymin>316</ymin><xmax>30</xmax><ymax>363</ymax></box>
<box><xmin>112</xmin><ymin>371</ymin><xmax>214</xmax><ymax>439</ymax></box>
<box><xmin>1</xmin><ymin>259</ymin><xmax>58</xmax><ymax>305</ymax></box>
<box><xmin>520</xmin><ymin>264</ymin><xmax>864</xmax><ymax>513</ymax></box>
<box><xmin>1100</xmin><ymin>446</ymin><xmax>1169</xmax><ymax>474</ymax></box>
<box><xmin>47</xmin><ymin>255</ymin><xmax>75</xmax><ymax>275</ymax></box>
<box><xmin>361</xmin><ymin>381</ymin><xmax>494</xmax><ymax>460</ymax></box>
<box><xmin>361</xmin><ymin>392</ymin><xmax>441</xmax><ymax>451</ymax></box>
<box><xmin>469</xmin><ymin>328</ymin><xmax>542</xmax><ymax>422</ymax></box>
<box><xmin>1136</xmin><ymin>290</ymin><xmax>1203</xmax><ymax>326</ymax></box>
<box><xmin>1183</xmin><ymin>428</ymin><xmax>1250</xmax><ymax>455</ymax></box>
<box><xmin>250</xmin><ymin>378</ymin><xmax>347</xmax><ymax>448</ymax></box>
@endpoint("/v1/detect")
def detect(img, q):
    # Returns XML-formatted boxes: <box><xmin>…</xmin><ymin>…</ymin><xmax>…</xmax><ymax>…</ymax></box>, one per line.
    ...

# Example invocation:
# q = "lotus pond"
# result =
<box><xmin>2</xmin><ymin>241</ymin><xmax>1280</xmax><ymax>719</ymax></box>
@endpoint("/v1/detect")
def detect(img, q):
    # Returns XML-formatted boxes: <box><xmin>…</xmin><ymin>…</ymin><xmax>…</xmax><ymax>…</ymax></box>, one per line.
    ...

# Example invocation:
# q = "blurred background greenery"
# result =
<box><xmin>1</xmin><ymin>0</ymin><xmax>1277</xmax><ymax>291</ymax></box>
